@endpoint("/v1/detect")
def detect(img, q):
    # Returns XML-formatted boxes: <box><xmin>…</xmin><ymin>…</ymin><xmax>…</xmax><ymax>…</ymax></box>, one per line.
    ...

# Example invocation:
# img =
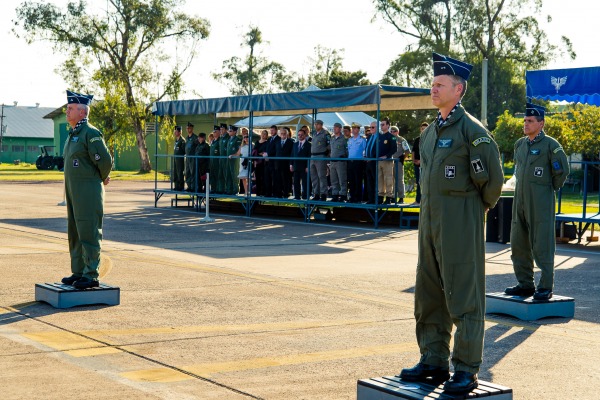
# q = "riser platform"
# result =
<box><xmin>35</xmin><ymin>282</ymin><xmax>120</xmax><ymax>309</ymax></box>
<box><xmin>486</xmin><ymin>292</ymin><xmax>574</xmax><ymax>320</ymax></box>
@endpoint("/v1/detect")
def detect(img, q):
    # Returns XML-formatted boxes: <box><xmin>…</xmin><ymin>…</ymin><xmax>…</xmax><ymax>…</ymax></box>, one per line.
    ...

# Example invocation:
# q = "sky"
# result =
<box><xmin>0</xmin><ymin>0</ymin><xmax>596</xmax><ymax>108</ymax></box>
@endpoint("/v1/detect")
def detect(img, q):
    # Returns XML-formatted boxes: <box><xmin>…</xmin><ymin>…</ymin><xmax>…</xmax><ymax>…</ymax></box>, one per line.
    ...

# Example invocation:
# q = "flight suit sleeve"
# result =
<box><xmin>550</xmin><ymin>143</ymin><xmax>569</xmax><ymax>191</ymax></box>
<box><xmin>469</xmin><ymin>133</ymin><xmax>504</xmax><ymax>209</ymax></box>
<box><xmin>87</xmin><ymin>131</ymin><xmax>112</xmax><ymax>180</ymax></box>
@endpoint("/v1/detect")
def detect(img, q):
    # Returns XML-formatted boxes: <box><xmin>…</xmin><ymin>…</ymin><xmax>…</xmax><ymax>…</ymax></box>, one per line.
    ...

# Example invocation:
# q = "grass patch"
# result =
<box><xmin>0</xmin><ymin>163</ymin><xmax>169</xmax><ymax>181</ymax></box>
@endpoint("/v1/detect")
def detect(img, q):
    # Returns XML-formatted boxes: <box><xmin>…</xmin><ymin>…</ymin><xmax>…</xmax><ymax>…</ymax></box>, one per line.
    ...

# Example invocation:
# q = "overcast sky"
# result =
<box><xmin>0</xmin><ymin>0</ymin><xmax>596</xmax><ymax>108</ymax></box>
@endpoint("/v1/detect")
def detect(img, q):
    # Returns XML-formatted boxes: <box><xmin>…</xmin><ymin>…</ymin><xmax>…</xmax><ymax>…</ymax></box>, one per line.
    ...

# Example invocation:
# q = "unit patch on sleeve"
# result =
<box><xmin>445</xmin><ymin>165</ymin><xmax>456</xmax><ymax>179</ymax></box>
<box><xmin>472</xmin><ymin>137</ymin><xmax>491</xmax><ymax>147</ymax></box>
<box><xmin>471</xmin><ymin>158</ymin><xmax>485</xmax><ymax>174</ymax></box>
<box><xmin>94</xmin><ymin>154</ymin><xmax>101</xmax><ymax>161</ymax></box>
<box><xmin>552</xmin><ymin>161</ymin><xmax>562</xmax><ymax>171</ymax></box>
<box><xmin>90</xmin><ymin>137</ymin><xmax>102</xmax><ymax>143</ymax></box>
<box><xmin>553</xmin><ymin>146</ymin><xmax>564</xmax><ymax>154</ymax></box>
<box><xmin>534</xmin><ymin>167</ymin><xmax>543</xmax><ymax>177</ymax></box>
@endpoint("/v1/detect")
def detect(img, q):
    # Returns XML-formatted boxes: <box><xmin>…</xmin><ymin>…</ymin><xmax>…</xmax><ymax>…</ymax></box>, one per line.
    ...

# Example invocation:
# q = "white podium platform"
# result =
<box><xmin>358</xmin><ymin>375</ymin><xmax>512</xmax><ymax>399</ymax></box>
<box><xmin>486</xmin><ymin>292</ymin><xmax>574</xmax><ymax>320</ymax></box>
<box><xmin>35</xmin><ymin>282</ymin><xmax>120</xmax><ymax>309</ymax></box>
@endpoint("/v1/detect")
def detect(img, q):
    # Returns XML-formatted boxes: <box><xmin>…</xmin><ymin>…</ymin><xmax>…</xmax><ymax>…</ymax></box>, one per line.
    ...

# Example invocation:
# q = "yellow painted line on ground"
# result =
<box><xmin>21</xmin><ymin>331</ymin><xmax>121</xmax><ymax>357</ymax></box>
<box><xmin>121</xmin><ymin>342</ymin><xmax>419</xmax><ymax>382</ymax></box>
<box><xmin>0</xmin><ymin>301</ymin><xmax>39</xmax><ymax>314</ymax></box>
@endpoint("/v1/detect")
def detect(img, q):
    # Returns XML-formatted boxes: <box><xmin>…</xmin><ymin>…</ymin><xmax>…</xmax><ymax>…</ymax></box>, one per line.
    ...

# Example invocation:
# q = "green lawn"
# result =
<box><xmin>0</xmin><ymin>163</ymin><xmax>169</xmax><ymax>181</ymax></box>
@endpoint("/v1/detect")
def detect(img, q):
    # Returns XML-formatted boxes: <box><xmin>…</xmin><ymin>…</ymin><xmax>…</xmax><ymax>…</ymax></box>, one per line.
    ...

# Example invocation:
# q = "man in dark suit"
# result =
<box><xmin>291</xmin><ymin>128</ymin><xmax>311</xmax><ymax>199</ymax></box>
<box><xmin>263</xmin><ymin>125</ymin><xmax>280</xmax><ymax>197</ymax></box>
<box><xmin>275</xmin><ymin>126</ymin><xmax>294</xmax><ymax>198</ymax></box>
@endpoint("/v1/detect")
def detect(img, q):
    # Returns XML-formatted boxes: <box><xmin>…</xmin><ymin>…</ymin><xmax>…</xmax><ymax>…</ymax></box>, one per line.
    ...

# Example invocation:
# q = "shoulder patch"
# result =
<box><xmin>90</xmin><ymin>137</ymin><xmax>102</xmax><ymax>143</ymax></box>
<box><xmin>472</xmin><ymin>137</ymin><xmax>491</xmax><ymax>147</ymax></box>
<box><xmin>553</xmin><ymin>146</ymin><xmax>564</xmax><ymax>154</ymax></box>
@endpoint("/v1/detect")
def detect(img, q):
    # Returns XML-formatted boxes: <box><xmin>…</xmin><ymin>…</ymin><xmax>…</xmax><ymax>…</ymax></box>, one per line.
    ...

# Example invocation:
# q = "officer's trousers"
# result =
<box><xmin>65</xmin><ymin>179</ymin><xmax>104</xmax><ymax>280</ymax></box>
<box><xmin>217</xmin><ymin>158</ymin><xmax>228</xmax><ymax>193</ymax></box>
<box><xmin>329</xmin><ymin>161</ymin><xmax>347</xmax><ymax>196</ymax></box>
<box><xmin>310</xmin><ymin>158</ymin><xmax>328</xmax><ymax>196</ymax></box>
<box><xmin>185</xmin><ymin>156</ymin><xmax>195</xmax><ymax>190</ymax></box>
<box><xmin>377</xmin><ymin>159</ymin><xmax>394</xmax><ymax>198</ymax></box>
<box><xmin>394</xmin><ymin>161</ymin><xmax>405</xmax><ymax>199</ymax></box>
<box><xmin>415</xmin><ymin>195</ymin><xmax>486</xmax><ymax>374</ymax></box>
<box><xmin>173</xmin><ymin>157</ymin><xmax>184</xmax><ymax>191</ymax></box>
<box><xmin>510</xmin><ymin>194</ymin><xmax>556</xmax><ymax>290</ymax></box>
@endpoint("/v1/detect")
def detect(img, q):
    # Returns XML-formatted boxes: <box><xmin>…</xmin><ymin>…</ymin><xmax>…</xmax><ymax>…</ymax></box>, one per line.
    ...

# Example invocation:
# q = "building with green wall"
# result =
<box><xmin>0</xmin><ymin>104</ymin><xmax>56</xmax><ymax>164</ymax></box>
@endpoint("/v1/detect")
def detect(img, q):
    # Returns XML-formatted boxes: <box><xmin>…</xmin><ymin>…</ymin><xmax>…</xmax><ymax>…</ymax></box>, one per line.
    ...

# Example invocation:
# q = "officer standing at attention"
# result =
<box><xmin>310</xmin><ymin>119</ymin><xmax>331</xmax><ymax>201</ymax></box>
<box><xmin>194</xmin><ymin>132</ymin><xmax>210</xmax><ymax>193</ymax></box>
<box><xmin>329</xmin><ymin>122</ymin><xmax>349</xmax><ymax>202</ymax></box>
<box><xmin>209</xmin><ymin>125</ymin><xmax>221</xmax><ymax>193</ymax></box>
<box><xmin>505</xmin><ymin>103</ymin><xmax>569</xmax><ymax>300</ymax></box>
<box><xmin>218</xmin><ymin>123</ymin><xmax>230</xmax><ymax>194</ymax></box>
<box><xmin>225</xmin><ymin>125</ymin><xmax>241</xmax><ymax>194</ymax></box>
<box><xmin>172</xmin><ymin>125</ymin><xmax>185</xmax><ymax>191</ymax></box>
<box><xmin>184</xmin><ymin>122</ymin><xmax>198</xmax><ymax>191</ymax></box>
<box><xmin>60</xmin><ymin>90</ymin><xmax>112</xmax><ymax>289</ymax></box>
<box><xmin>400</xmin><ymin>53</ymin><xmax>503</xmax><ymax>394</ymax></box>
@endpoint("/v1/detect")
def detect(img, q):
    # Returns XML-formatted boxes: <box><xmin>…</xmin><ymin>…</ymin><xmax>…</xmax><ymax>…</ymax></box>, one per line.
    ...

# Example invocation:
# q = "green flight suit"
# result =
<box><xmin>63</xmin><ymin>120</ymin><xmax>112</xmax><ymax>280</ymax></box>
<box><xmin>172</xmin><ymin>136</ymin><xmax>186</xmax><ymax>191</ymax></box>
<box><xmin>218</xmin><ymin>135</ymin><xmax>230</xmax><ymax>193</ymax></box>
<box><xmin>510</xmin><ymin>131</ymin><xmax>569</xmax><ymax>290</ymax></box>
<box><xmin>416</xmin><ymin>105</ymin><xmax>503</xmax><ymax>374</ymax></box>
<box><xmin>210</xmin><ymin>136</ymin><xmax>220</xmax><ymax>193</ymax></box>
<box><xmin>225</xmin><ymin>134</ymin><xmax>241</xmax><ymax>194</ymax></box>
<box><xmin>184</xmin><ymin>133</ymin><xmax>198</xmax><ymax>191</ymax></box>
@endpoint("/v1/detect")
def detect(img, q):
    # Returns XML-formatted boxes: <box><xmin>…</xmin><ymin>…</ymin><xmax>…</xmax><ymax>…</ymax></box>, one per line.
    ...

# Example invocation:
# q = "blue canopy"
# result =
<box><xmin>151</xmin><ymin>84</ymin><xmax>433</xmax><ymax>116</ymax></box>
<box><xmin>233</xmin><ymin>111</ymin><xmax>375</xmax><ymax>132</ymax></box>
<box><xmin>526</xmin><ymin>66</ymin><xmax>600</xmax><ymax>106</ymax></box>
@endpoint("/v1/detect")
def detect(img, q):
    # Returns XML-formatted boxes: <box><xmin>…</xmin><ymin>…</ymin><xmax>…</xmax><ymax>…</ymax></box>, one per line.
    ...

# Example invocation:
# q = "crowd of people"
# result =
<box><xmin>171</xmin><ymin>118</ymin><xmax>424</xmax><ymax>205</ymax></box>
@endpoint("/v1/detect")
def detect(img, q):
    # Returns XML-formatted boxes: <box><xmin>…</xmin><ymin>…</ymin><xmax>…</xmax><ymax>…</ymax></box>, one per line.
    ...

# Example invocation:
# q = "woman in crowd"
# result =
<box><xmin>252</xmin><ymin>129</ymin><xmax>269</xmax><ymax>196</ymax></box>
<box><xmin>231</xmin><ymin>132</ymin><xmax>251</xmax><ymax>195</ymax></box>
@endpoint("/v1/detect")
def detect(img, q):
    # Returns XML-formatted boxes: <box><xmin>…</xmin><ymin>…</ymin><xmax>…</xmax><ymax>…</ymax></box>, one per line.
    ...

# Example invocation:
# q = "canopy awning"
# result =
<box><xmin>151</xmin><ymin>84</ymin><xmax>433</xmax><ymax>117</ymax></box>
<box><xmin>526</xmin><ymin>66</ymin><xmax>600</xmax><ymax>106</ymax></box>
<box><xmin>233</xmin><ymin>111</ymin><xmax>376</xmax><ymax>131</ymax></box>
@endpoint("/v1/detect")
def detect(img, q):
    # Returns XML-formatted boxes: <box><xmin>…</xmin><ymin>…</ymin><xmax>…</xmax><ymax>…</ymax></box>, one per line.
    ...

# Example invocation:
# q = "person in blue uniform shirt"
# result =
<box><xmin>365</xmin><ymin>118</ymin><xmax>395</xmax><ymax>204</ymax></box>
<box><xmin>61</xmin><ymin>90</ymin><xmax>113</xmax><ymax>289</ymax></box>
<box><xmin>505</xmin><ymin>103</ymin><xmax>569</xmax><ymax>300</ymax></box>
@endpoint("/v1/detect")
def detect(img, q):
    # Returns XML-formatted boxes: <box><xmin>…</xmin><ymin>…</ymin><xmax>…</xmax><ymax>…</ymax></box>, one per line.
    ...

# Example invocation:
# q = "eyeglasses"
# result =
<box><xmin>243</xmin><ymin>136</ymin><xmax>248</xmax><ymax>139</ymax></box>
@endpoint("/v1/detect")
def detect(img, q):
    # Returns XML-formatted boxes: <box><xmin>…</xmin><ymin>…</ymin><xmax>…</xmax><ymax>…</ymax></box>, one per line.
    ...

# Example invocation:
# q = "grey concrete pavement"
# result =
<box><xmin>1</xmin><ymin>180</ymin><xmax>599</xmax><ymax>399</ymax></box>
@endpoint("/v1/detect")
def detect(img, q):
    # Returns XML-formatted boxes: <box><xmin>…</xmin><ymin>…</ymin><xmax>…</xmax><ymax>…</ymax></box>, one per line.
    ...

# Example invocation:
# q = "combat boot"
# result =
<box><xmin>61</xmin><ymin>274</ymin><xmax>81</xmax><ymax>285</ymax></box>
<box><xmin>73</xmin><ymin>277</ymin><xmax>100</xmax><ymax>290</ymax></box>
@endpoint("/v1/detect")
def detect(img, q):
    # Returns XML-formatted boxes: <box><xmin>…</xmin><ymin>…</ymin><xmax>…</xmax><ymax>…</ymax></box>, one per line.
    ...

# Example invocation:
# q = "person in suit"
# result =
<box><xmin>275</xmin><ymin>126</ymin><xmax>294</xmax><ymax>198</ymax></box>
<box><xmin>291</xmin><ymin>128</ymin><xmax>311</xmax><ymax>199</ymax></box>
<box><xmin>263</xmin><ymin>125</ymin><xmax>280</xmax><ymax>197</ymax></box>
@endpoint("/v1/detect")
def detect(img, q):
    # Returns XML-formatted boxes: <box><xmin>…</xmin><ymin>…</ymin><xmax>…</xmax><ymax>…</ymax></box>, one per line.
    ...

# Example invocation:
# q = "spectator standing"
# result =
<box><xmin>172</xmin><ymin>125</ymin><xmax>185</xmax><ymax>191</ymax></box>
<box><xmin>291</xmin><ymin>128</ymin><xmax>311</xmax><ymax>199</ymax></box>
<box><xmin>184</xmin><ymin>122</ymin><xmax>198</xmax><ymax>192</ymax></box>
<box><xmin>347</xmin><ymin>122</ymin><xmax>366</xmax><ymax>203</ymax></box>
<box><xmin>329</xmin><ymin>122</ymin><xmax>349</xmax><ymax>202</ymax></box>
<box><xmin>263</xmin><ymin>125</ymin><xmax>280</xmax><ymax>197</ymax></box>
<box><xmin>253</xmin><ymin>129</ymin><xmax>269</xmax><ymax>196</ymax></box>
<box><xmin>391</xmin><ymin>125</ymin><xmax>411</xmax><ymax>203</ymax></box>
<box><xmin>310</xmin><ymin>119</ymin><xmax>331</xmax><ymax>201</ymax></box>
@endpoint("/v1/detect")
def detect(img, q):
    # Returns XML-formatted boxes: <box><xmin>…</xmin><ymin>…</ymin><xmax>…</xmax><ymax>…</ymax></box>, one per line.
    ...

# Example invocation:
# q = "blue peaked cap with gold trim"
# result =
<box><xmin>66</xmin><ymin>90</ymin><xmax>94</xmax><ymax>105</ymax></box>
<box><xmin>526</xmin><ymin>102</ymin><xmax>545</xmax><ymax>119</ymax></box>
<box><xmin>433</xmin><ymin>52</ymin><xmax>473</xmax><ymax>81</ymax></box>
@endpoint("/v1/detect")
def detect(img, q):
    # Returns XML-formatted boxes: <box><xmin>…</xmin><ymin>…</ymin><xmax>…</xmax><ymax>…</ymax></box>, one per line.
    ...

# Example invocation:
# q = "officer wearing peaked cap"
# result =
<box><xmin>172</xmin><ymin>125</ymin><xmax>185</xmax><ymax>191</ymax></box>
<box><xmin>505</xmin><ymin>103</ymin><xmax>569</xmax><ymax>301</ymax></box>
<box><xmin>60</xmin><ymin>90</ymin><xmax>113</xmax><ymax>290</ymax></box>
<box><xmin>400</xmin><ymin>53</ymin><xmax>504</xmax><ymax>394</ymax></box>
<box><xmin>209</xmin><ymin>125</ymin><xmax>222</xmax><ymax>193</ymax></box>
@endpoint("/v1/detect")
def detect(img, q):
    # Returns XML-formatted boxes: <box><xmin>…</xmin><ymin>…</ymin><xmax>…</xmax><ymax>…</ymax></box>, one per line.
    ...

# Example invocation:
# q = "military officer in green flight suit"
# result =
<box><xmin>225</xmin><ymin>125</ymin><xmax>242</xmax><ymax>194</ymax></box>
<box><xmin>60</xmin><ymin>90</ymin><xmax>113</xmax><ymax>290</ymax></box>
<box><xmin>400</xmin><ymin>53</ymin><xmax>504</xmax><ymax>394</ymax></box>
<box><xmin>218</xmin><ymin>123</ymin><xmax>229</xmax><ymax>193</ymax></box>
<box><xmin>505</xmin><ymin>103</ymin><xmax>569</xmax><ymax>301</ymax></box>
<box><xmin>209</xmin><ymin>125</ymin><xmax>221</xmax><ymax>193</ymax></box>
<box><xmin>172</xmin><ymin>125</ymin><xmax>185</xmax><ymax>191</ymax></box>
<box><xmin>184</xmin><ymin>122</ymin><xmax>198</xmax><ymax>192</ymax></box>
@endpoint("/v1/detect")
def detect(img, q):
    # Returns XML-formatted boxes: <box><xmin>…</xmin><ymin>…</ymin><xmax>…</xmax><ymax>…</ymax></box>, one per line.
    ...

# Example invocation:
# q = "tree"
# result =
<box><xmin>14</xmin><ymin>0</ymin><xmax>210</xmax><ymax>172</ymax></box>
<box><xmin>306</xmin><ymin>45</ymin><xmax>371</xmax><ymax>89</ymax></box>
<box><xmin>373</xmin><ymin>0</ymin><xmax>575</xmax><ymax>129</ymax></box>
<box><xmin>213</xmin><ymin>26</ymin><xmax>285</xmax><ymax>95</ymax></box>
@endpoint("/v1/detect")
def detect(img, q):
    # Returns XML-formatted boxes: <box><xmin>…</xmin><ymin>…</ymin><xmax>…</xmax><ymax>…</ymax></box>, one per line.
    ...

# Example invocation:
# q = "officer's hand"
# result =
<box><xmin>103</xmin><ymin>176</ymin><xmax>111</xmax><ymax>186</ymax></box>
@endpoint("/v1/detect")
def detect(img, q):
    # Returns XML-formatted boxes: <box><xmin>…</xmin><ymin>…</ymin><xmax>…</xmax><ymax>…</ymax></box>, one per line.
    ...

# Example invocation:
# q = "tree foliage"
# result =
<box><xmin>13</xmin><ymin>0</ymin><xmax>210</xmax><ymax>172</ymax></box>
<box><xmin>213</xmin><ymin>26</ymin><xmax>285</xmax><ymax>95</ymax></box>
<box><xmin>373</xmin><ymin>0</ymin><xmax>575</xmax><ymax>130</ymax></box>
<box><xmin>306</xmin><ymin>45</ymin><xmax>371</xmax><ymax>89</ymax></box>
<box><xmin>493</xmin><ymin>105</ymin><xmax>600</xmax><ymax>158</ymax></box>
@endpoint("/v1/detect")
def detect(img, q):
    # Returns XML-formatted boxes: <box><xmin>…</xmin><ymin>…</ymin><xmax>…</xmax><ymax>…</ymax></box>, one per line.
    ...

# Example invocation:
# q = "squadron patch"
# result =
<box><xmin>553</xmin><ymin>146</ymin><xmax>564</xmax><ymax>154</ymax></box>
<box><xmin>90</xmin><ymin>137</ymin><xmax>102</xmax><ymax>143</ymax></box>
<box><xmin>472</xmin><ymin>137</ymin><xmax>491</xmax><ymax>147</ymax></box>
<box><xmin>534</xmin><ymin>167</ymin><xmax>543</xmax><ymax>177</ymax></box>
<box><xmin>471</xmin><ymin>158</ymin><xmax>485</xmax><ymax>174</ymax></box>
<box><xmin>445</xmin><ymin>165</ymin><xmax>456</xmax><ymax>179</ymax></box>
<box><xmin>438</xmin><ymin>138</ymin><xmax>453</xmax><ymax>148</ymax></box>
<box><xmin>530</xmin><ymin>149</ymin><xmax>540</xmax><ymax>155</ymax></box>
<box><xmin>552</xmin><ymin>161</ymin><xmax>562</xmax><ymax>170</ymax></box>
<box><xmin>73</xmin><ymin>159</ymin><xmax>80</xmax><ymax>168</ymax></box>
<box><xmin>94</xmin><ymin>153</ymin><xmax>101</xmax><ymax>161</ymax></box>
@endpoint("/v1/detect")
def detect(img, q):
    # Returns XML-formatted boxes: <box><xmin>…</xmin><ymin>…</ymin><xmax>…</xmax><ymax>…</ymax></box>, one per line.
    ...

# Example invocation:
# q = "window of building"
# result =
<box><xmin>1</xmin><ymin>145</ymin><xmax>8</xmax><ymax>152</ymax></box>
<box><xmin>12</xmin><ymin>145</ymin><xmax>25</xmax><ymax>152</ymax></box>
<box><xmin>27</xmin><ymin>145</ymin><xmax>38</xmax><ymax>152</ymax></box>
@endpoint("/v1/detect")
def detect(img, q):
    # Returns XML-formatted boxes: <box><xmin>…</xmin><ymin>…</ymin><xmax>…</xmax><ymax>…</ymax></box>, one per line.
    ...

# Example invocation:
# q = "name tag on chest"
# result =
<box><xmin>437</xmin><ymin>138</ymin><xmax>453</xmax><ymax>148</ymax></box>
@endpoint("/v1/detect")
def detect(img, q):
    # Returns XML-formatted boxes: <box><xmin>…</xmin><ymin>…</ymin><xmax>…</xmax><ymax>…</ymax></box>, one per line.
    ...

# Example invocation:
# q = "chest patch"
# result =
<box><xmin>438</xmin><ymin>138</ymin><xmax>453</xmax><ymax>148</ymax></box>
<box><xmin>445</xmin><ymin>165</ymin><xmax>456</xmax><ymax>179</ymax></box>
<box><xmin>471</xmin><ymin>158</ymin><xmax>485</xmax><ymax>174</ymax></box>
<box><xmin>530</xmin><ymin>149</ymin><xmax>540</xmax><ymax>155</ymax></box>
<box><xmin>534</xmin><ymin>167</ymin><xmax>543</xmax><ymax>177</ymax></box>
<box><xmin>73</xmin><ymin>159</ymin><xmax>80</xmax><ymax>168</ymax></box>
<box><xmin>71</xmin><ymin>136</ymin><xmax>79</xmax><ymax>142</ymax></box>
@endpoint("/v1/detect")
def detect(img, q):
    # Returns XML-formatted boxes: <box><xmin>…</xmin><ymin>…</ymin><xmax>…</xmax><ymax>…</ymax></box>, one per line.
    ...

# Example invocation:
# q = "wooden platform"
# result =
<box><xmin>486</xmin><ymin>292</ymin><xmax>574</xmax><ymax>320</ymax></box>
<box><xmin>35</xmin><ymin>282</ymin><xmax>120</xmax><ymax>309</ymax></box>
<box><xmin>357</xmin><ymin>375</ymin><xmax>512</xmax><ymax>399</ymax></box>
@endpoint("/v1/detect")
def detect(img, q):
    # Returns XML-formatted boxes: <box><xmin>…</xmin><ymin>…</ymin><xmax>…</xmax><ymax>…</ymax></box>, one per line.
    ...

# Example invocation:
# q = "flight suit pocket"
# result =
<box><xmin>446</xmin><ymin>262</ymin><xmax>477</xmax><ymax>316</ymax></box>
